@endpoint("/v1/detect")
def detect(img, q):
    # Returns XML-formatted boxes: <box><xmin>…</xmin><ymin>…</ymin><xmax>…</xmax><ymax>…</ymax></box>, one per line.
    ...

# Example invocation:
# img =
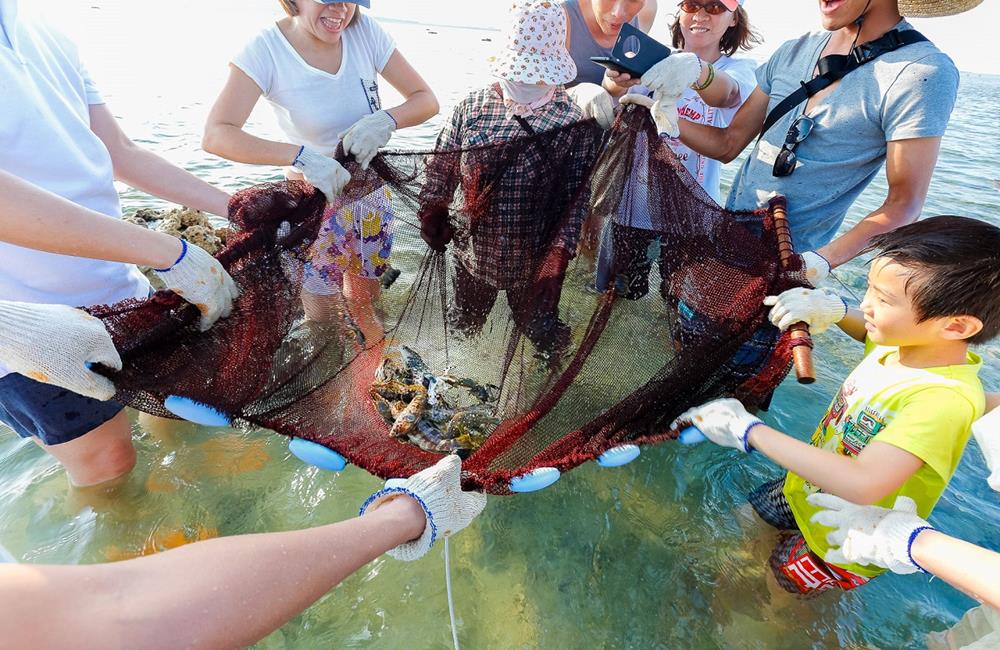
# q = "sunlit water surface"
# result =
<box><xmin>1</xmin><ymin>2</ymin><xmax>998</xmax><ymax>647</ymax></box>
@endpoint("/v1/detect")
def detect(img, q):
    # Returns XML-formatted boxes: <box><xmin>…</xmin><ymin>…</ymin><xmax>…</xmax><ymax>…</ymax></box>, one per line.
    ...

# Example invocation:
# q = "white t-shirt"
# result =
<box><xmin>616</xmin><ymin>55</ymin><xmax>757</xmax><ymax>230</ymax></box>
<box><xmin>664</xmin><ymin>55</ymin><xmax>757</xmax><ymax>203</ymax></box>
<box><xmin>232</xmin><ymin>14</ymin><xmax>396</xmax><ymax>155</ymax></box>
<box><xmin>0</xmin><ymin>1</ymin><xmax>150</xmax><ymax>376</ymax></box>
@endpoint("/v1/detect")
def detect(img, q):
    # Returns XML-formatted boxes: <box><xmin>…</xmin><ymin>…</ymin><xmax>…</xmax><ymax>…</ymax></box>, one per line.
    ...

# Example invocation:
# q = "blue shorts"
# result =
<box><xmin>0</xmin><ymin>373</ymin><xmax>124</xmax><ymax>446</ymax></box>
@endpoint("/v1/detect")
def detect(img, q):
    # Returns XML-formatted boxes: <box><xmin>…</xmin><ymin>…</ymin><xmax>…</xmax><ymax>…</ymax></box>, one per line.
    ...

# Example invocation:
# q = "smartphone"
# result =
<box><xmin>590</xmin><ymin>23</ymin><xmax>671</xmax><ymax>78</ymax></box>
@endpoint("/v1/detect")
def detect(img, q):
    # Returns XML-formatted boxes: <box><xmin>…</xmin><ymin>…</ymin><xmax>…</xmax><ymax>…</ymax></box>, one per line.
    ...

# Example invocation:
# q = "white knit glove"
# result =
<box><xmin>567</xmin><ymin>82</ymin><xmax>616</xmax><ymax>129</ymax></box>
<box><xmin>152</xmin><ymin>241</ymin><xmax>240</xmax><ymax>332</ymax></box>
<box><xmin>973</xmin><ymin>407</ymin><xmax>1000</xmax><ymax>491</ymax></box>
<box><xmin>291</xmin><ymin>146</ymin><xmax>351</xmax><ymax>202</ymax></box>
<box><xmin>763</xmin><ymin>287</ymin><xmax>847</xmax><ymax>334</ymax></box>
<box><xmin>338</xmin><ymin>110</ymin><xmax>396</xmax><ymax>170</ymax></box>
<box><xmin>359</xmin><ymin>455</ymin><xmax>487</xmax><ymax>561</ymax></box>
<box><xmin>800</xmin><ymin>250</ymin><xmax>831</xmax><ymax>286</ymax></box>
<box><xmin>618</xmin><ymin>93</ymin><xmax>655</xmax><ymax>110</ymax></box>
<box><xmin>808</xmin><ymin>493</ymin><xmax>932</xmax><ymax>575</ymax></box>
<box><xmin>639</xmin><ymin>53</ymin><xmax>702</xmax><ymax>137</ymax></box>
<box><xmin>0</xmin><ymin>301</ymin><xmax>121</xmax><ymax>400</ymax></box>
<box><xmin>670</xmin><ymin>398</ymin><xmax>762</xmax><ymax>453</ymax></box>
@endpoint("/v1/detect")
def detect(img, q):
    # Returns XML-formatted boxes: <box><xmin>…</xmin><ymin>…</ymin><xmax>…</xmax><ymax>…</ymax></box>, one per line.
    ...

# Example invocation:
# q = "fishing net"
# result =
<box><xmin>90</xmin><ymin>105</ymin><xmax>808</xmax><ymax>494</ymax></box>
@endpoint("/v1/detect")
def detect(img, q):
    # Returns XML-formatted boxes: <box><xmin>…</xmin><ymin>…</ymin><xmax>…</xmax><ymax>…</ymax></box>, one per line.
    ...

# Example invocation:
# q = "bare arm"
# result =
<box><xmin>987</xmin><ymin>393</ymin><xmax>1000</xmax><ymax>412</ymax></box>
<box><xmin>817</xmin><ymin>137</ymin><xmax>941</xmax><ymax>267</ymax></box>
<box><xmin>203</xmin><ymin>65</ymin><xmax>301</xmax><ymax>166</ymax></box>
<box><xmin>89</xmin><ymin>105</ymin><xmax>230</xmax><ymax>217</ymax></box>
<box><xmin>836</xmin><ymin>307</ymin><xmax>869</xmax><ymax>343</ymax></box>
<box><xmin>379</xmin><ymin>50</ymin><xmax>439</xmax><ymax>128</ymax></box>
<box><xmin>910</xmin><ymin>529</ymin><xmax>1000</xmax><ymax>610</ymax></box>
<box><xmin>0</xmin><ymin>169</ymin><xmax>183</xmax><ymax>269</ymax></box>
<box><xmin>637</xmin><ymin>0</ymin><xmax>658</xmax><ymax>33</ymax></box>
<box><xmin>677</xmin><ymin>85</ymin><xmax>768</xmax><ymax>163</ymax></box>
<box><xmin>0</xmin><ymin>497</ymin><xmax>426</xmax><ymax>650</ymax></box>
<box><xmin>747</xmin><ymin>426</ymin><xmax>924</xmax><ymax>505</ymax></box>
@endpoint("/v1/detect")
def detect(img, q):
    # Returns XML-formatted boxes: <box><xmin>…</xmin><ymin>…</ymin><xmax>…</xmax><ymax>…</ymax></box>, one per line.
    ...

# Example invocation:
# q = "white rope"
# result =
<box><xmin>444</xmin><ymin>537</ymin><xmax>461</xmax><ymax>650</ymax></box>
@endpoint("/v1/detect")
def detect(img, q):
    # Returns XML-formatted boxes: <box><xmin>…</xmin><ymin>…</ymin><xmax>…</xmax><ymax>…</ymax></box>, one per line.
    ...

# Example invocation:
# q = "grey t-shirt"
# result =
<box><xmin>563</xmin><ymin>0</ymin><xmax>638</xmax><ymax>88</ymax></box>
<box><xmin>725</xmin><ymin>20</ymin><xmax>959</xmax><ymax>252</ymax></box>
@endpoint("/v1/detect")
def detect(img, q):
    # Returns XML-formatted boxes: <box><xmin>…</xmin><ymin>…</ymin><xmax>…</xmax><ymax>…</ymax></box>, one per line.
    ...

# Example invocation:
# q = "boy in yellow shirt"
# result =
<box><xmin>672</xmin><ymin>215</ymin><xmax>999</xmax><ymax>595</ymax></box>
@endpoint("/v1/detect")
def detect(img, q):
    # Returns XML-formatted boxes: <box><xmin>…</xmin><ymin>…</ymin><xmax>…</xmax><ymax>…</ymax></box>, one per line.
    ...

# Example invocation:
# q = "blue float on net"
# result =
<box><xmin>164</xmin><ymin>395</ymin><xmax>231</xmax><ymax>427</ymax></box>
<box><xmin>678</xmin><ymin>426</ymin><xmax>706</xmax><ymax>445</ymax></box>
<box><xmin>596</xmin><ymin>444</ymin><xmax>641</xmax><ymax>467</ymax></box>
<box><xmin>509</xmin><ymin>467</ymin><xmax>560</xmax><ymax>493</ymax></box>
<box><xmin>289</xmin><ymin>438</ymin><xmax>348</xmax><ymax>472</ymax></box>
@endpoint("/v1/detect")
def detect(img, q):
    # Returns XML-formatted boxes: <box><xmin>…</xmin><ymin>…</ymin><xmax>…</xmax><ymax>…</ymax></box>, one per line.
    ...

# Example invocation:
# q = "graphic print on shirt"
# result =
<box><xmin>361</xmin><ymin>78</ymin><xmax>381</xmax><ymax>113</ymax></box>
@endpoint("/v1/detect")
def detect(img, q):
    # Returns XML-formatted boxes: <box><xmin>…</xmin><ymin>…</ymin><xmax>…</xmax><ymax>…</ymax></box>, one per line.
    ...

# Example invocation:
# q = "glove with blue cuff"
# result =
<box><xmin>670</xmin><ymin>398</ymin><xmax>762</xmax><ymax>453</ymax></box>
<box><xmin>359</xmin><ymin>455</ymin><xmax>486</xmax><ymax>561</ymax></box>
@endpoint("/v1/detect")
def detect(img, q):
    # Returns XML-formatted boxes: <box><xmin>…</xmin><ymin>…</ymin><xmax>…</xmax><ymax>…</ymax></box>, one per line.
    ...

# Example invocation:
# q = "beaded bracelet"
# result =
<box><xmin>691</xmin><ymin>62</ymin><xmax>716</xmax><ymax>92</ymax></box>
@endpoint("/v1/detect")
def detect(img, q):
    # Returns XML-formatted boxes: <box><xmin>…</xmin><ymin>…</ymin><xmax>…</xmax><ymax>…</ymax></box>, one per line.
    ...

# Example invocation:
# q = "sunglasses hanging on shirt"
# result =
<box><xmin>772</xmin><ymin>114</ymin><xmax>815</xmax><ymax>178</ymax></box>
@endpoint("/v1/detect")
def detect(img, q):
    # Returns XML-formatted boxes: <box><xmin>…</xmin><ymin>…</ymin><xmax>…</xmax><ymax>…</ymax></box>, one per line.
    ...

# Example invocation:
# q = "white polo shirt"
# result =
<box><xmin>0</xmin><ymin>1</ymin><xmax>149</xmax><ymax>376</ymax></box>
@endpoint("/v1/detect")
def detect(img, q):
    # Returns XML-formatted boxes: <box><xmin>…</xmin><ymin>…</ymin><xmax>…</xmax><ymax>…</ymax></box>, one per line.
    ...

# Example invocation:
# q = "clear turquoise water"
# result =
<box><xmin>2</xmin><ymin>3</ymin><xmax>998</xmax><ymax>647</ymax></box>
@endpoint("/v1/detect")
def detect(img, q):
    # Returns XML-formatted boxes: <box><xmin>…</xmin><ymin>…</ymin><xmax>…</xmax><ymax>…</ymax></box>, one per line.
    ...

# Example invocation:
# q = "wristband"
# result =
<box><xmin>153</xmin><ymin>239</ymin><xmax>188</xmax><ymax>273</ymax></box>
<box><xmin>906</xmin><ymin>526</ymin><xmax>934</xmax><ymax>574</ymax></box>
<box><xmin>691</xmin><ymin>62</ymin><xmax>716</xmax><ymax>91</ymax></box>
<box><xmin>291</xmin><ymin>145</ymin><xmax>306</xmax><ymax>168</ymax></box>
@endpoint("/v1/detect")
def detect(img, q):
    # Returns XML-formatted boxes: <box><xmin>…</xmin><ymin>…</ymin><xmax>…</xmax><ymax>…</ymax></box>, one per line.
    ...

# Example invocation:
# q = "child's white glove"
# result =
<box><xmin>763</xmin><ymin>287</ymin><xmax>847</xmax><ymax>334</ymax></box>
<box><xmin>567</xmin><ymin>83</ymin><xmax>616</xmax><ymax>129</ymax></box>
<box><xmin>670</xmin><ymin>397</ymin><xmax>761</xmax><ymax>453</ymax></box>
<box><xmin>639</xmin><ymin>53</ymin><xmax>702</xmax><ymax>137</ymax></box>
<box><xmin>973</xmin><ymin>407</ymin><xmax>1000</xmax><ymax>492</ymax></box>
<box><xmin>808</xmin><ymin>493</ymin><xmax>932</xmax><ymax>575</ymax></box>
<box><xmin>800</xmin><ymin>250</ymin><xmax>831</xmax><ymax>286</ymax></box>
<box><xmin>152</xmin><ymin>241</ymin><xmax>240</xmax><ymax>331</ymax></box>
<box><xmin>359</xmin><ymin>455</ymin><xmax>487</xmax><ymax>561</ymax></box>
<box><xmin>0</xmin><ymin>301</ymin><xmax>121</xmax><ymax>400</ymax></box>
<box><xmin>291</xmin><ymin>146</ymin><xmax>352</xmax><ymax>201</ymax></box>
<box><xmin>338</xmin><ymin>110</ymin><xmax>396</xmax><ymax>170</ymax></box>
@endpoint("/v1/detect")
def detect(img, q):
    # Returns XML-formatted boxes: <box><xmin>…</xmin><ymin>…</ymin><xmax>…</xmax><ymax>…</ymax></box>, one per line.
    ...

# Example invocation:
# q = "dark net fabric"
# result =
<box><xmin>91</xmin><ymin>106</ymin><xmax>805</xmax><ymax>494</ymax></box>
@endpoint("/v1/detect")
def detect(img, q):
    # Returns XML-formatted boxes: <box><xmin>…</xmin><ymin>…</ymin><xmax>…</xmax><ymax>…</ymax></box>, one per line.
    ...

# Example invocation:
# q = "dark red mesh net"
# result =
<box><xmin>90</xmin><ymin>107</ymin><xmax>806</xmax><ymax>494</ymax></box>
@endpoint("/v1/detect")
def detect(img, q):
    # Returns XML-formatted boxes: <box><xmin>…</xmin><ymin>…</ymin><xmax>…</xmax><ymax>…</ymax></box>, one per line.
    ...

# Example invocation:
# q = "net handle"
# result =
<box><xmin>768</xmin><ymin>195</ymin><xmax>816</xmax><ymax>384</ymax></box>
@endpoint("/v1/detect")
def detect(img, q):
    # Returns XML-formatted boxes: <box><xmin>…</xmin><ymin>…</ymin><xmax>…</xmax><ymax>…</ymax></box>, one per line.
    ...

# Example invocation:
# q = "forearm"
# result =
<box><xmin>910</xmin><ymin>529</ymin><xmax>1000</xmax><ymax>610</ymax></box>
<box><xmin>816</xmin><ymin>199</ymin><xmax>920</xmax><ymax>268</ymax></box>
<box><xmin>677</xmin><ymin>119</ymin><xmax>745</xmax><ymax>164</ymax></box>
<box><xmin>385</xmin><ymin>89</ymin><xmax>439</xmax><ymax>130</ymax></box>
<box><xmin>0</xmin><ymin>169</ymin><xmax>182</xmax><ymax>268</ymax></box>
<box><xmin>747</xmin><ymin>425</ymin><xmax>889</xmax><ymax>504</ymax></box>
<box><xmin>202</xmin><ymin>123</ymin><xmax>301</xmax><ymax>169</ymax></box>
<box><xmin>836</xmin><ymin>307</ymin><xmax>868</xmax><ymax>342</ymax></box>
<box><xmin>0</xmin><ymin>498</ymin><xmax>425</xmax><ymax>650</ymax></box>
<box><xmin>110</xmin><ymin>144</ymin><xmax>230</xmax><ymax>217</ymax></box>
<box><xmin>693</xmin><ymin>66</ymin><xmax>741</xmax><ymax>109</ymax></box>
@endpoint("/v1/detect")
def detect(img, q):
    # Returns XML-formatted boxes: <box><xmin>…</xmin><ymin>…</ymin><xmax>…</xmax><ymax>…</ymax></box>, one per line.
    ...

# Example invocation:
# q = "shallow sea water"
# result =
<box><xmin>1</xmin><ymin>2</ymin><xmax>998</xmax><ymax>648</ymax></box>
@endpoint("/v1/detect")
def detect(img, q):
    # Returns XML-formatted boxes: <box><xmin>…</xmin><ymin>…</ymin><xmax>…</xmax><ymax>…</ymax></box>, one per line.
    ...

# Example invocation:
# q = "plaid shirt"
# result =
<box><xmin>421</xmin><ymin>85</ymin><xmax>595</xmax><ymax>288</ymax></box>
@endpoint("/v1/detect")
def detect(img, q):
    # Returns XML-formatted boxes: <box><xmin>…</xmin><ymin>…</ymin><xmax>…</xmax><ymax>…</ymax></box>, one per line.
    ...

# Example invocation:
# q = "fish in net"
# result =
<box><xmin>88</xmin><ymin>106</ymin><xmax>810</xmax><ymax>495</ymax></box>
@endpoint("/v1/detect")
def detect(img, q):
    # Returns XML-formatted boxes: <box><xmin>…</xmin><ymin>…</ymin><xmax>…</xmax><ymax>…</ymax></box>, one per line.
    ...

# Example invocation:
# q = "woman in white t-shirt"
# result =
<box><xmin>204</xmin><ymin>0</ymin><xmax>437</xmax><ymax>340</ymax></box>
<box><xmin>595</xmin><ymin>0</ymin><xmax>759</xmax><ymax>297</ymax></box>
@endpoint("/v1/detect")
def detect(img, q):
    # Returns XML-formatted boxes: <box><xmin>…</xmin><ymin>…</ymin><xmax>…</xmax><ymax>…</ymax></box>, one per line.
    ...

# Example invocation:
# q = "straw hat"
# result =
<box><xmin>492</xmin><ymin>0</ymin><xmax>577</xmax><ymax>85</ymax></box>
<box><xmin>897</xmin><ymin>0</ymin><xmax>983</xmax><ymax>17</ymax></box>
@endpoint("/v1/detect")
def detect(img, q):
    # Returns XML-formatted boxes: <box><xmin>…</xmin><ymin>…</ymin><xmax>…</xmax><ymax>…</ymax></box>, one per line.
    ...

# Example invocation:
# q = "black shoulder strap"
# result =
<box><xmin>759</xmin><ymin>29</ymin><xmax>928</xmax><ymax>139</ymax></box>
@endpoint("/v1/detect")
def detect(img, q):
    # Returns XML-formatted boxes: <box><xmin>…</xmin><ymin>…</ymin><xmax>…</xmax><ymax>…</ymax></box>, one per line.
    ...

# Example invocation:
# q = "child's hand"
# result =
<box><xmin>763</xmin><ymin>287</ymin><xmax>847</xmax><ymax>334</ymax></box>
<box><xmin>670</xmin><ymin>398</ymin><xmax>762</xmax><ymax>453</ymax></box>
<box><xmin>808</xmin><ymin>493</ymin><xmax>931</xmax><ymax>575</ymax></box>
<box><xmin>973</xmin><ymin>406</ymin><xmax>1000</xmax><ymax>492</ymax></box>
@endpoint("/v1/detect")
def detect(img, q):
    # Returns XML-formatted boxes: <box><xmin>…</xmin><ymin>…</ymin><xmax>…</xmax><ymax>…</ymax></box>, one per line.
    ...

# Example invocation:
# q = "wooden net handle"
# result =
<box><xmin>768</xmin><ymin>195</ymin><xmax>816</xmax><ymax>384</ymax></box>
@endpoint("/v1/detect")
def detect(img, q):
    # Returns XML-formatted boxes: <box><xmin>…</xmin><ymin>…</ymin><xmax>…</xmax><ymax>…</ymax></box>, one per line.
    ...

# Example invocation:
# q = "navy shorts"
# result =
<box><xmin>0</xmin><ymin>373</ymin><xmax>124</xmax><ymax>446</ymax></box>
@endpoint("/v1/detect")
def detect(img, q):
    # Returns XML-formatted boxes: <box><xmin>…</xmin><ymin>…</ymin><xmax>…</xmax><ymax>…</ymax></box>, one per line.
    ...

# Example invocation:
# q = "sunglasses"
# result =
<box><xmin>772</xmin><ymin>114</ymin><xmax>815</xmax><ymax>178</ymax></box>
<box><xmin>677</xmin><ymin>1</ymin><xmax>731</xmax><ymax>16</ymax></box>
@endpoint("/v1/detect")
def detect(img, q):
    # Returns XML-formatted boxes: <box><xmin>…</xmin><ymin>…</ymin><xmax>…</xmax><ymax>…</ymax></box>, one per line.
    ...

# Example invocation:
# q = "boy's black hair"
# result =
<box><xmin>866</xmin><ymin>215</ymin><xmax>1000</xmax><ymax>344</ymax></box>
